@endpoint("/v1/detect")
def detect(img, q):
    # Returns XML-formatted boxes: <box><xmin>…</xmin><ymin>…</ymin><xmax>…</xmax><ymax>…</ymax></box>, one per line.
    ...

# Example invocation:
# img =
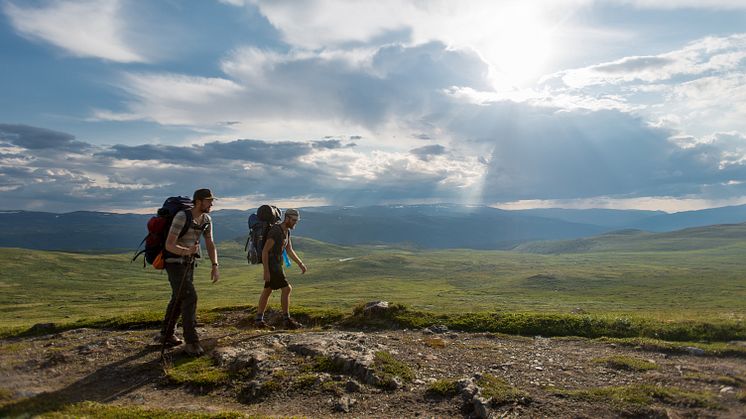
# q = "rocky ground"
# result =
<box><xmin>1</xmin><ymin>307</ymin><xmax>745</xmax><ymax>418</ymax></box>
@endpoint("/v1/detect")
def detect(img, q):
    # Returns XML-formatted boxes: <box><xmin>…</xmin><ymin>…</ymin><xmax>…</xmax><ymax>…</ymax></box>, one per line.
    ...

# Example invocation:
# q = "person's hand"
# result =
<box><xmin>263</xmin><ymin>270</ymin><xmax>270</xmax><ymax>283</ymax></box>
<box><xmin>299</xmin><ymin>262</ymin><xmax>307</xmax><ymax>274</ymax></box>
<box><xmin>211</xmin><ymin>265</ymin><xmax>220</xmax><ymax>283</ymax></box>
<box><xmin>187</xmin><ymin>244</ymin><xmax>200</xmax><ymax>255</ymax></box>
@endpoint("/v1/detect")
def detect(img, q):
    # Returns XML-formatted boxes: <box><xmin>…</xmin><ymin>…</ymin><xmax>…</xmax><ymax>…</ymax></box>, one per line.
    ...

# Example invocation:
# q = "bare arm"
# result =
<box><xmin>204</xmin><ymin>225</ymin><xmax>219</xmax><ymax>283</ymax></box>
<box><xmin>286</xmin><ymin>237</ymin><xmax>306</xmax><ymax>274</ymax></box>
<box><xmin>165</xmin><ymin>229</ymin><xmax>198</xmax><ymax>257</ymax></box>
<box><xmin>262</xmin><ymin>237</ymin><xmax>275</xmax><ymax>283</ymax></box>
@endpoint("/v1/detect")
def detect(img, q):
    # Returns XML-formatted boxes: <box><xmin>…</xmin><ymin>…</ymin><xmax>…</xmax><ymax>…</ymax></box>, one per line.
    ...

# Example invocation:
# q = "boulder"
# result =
<box><xmin>286</xmin><ymin>332</ymin><xmax>378</xmax><ymax>385</ymax></box>
<box><xmin>212</xmin><ymin>347</ymin><xmax>268</xmax><ymax>373</ymax></box>
<box><xmin>362</xmin><ymin>301</ymin><xmax>390</xmax><ymax>317</ymax></box>
<box><xmin>423</xmin><ymin>324</ymin><xmax>449</xmax><ymax>334</ymax></box>
<box><xmin>334</xmin><ymin>395</ymin><xmax>357</xmax><ymax>412</ymax></box>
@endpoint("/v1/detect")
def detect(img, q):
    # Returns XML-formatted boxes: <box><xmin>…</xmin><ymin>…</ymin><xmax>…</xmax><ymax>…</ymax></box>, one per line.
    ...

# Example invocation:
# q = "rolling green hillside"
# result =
<box><xmin>1</xmin><ymin>232</ymin><xmax>745</xmax><ymax>330</ymax></box>
<box><xmin>513</xmin><ymin>222</ymin><xmax>746</xmax><ymax>253</ymax></box>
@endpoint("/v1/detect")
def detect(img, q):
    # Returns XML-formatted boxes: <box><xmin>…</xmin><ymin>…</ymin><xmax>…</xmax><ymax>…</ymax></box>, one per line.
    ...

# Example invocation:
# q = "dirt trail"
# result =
<box><xmin>1</xmin><ymin>310</ymin><xmax>745</xmax><ymax>418</ymax></box>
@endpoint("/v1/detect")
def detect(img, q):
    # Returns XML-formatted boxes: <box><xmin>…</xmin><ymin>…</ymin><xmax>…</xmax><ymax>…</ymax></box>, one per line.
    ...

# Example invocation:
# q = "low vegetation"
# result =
<box><xmin>291</xmin><ymin>373</ymin><xmax>318</xmax><ymax>390</ymax></box>
<box><xmin>308</xmin><ymin>355</ymin><xmax>345</xmax><ymax>374</ymax></box>
<box><xmin>595</xmin><ymin>337</ymin><xmax>746</xmax><ymax>357</ymax></box>
<box><xmin>683</xmin><ymin>373</ymin><xmax>743</xmax><ymax>386</ymax></box>
<box><xmin>425</xmin><ymin>378</ymin><xmax>460</xmax><ymax>398</ymax></box>
<box><xmin>2</xmin><ymin>237</ymin><xmax>746</xmax><ymax>332</ymax></box>
<box><xmin>34</xmin><ymin>401</ymin><xmax>249</xmax><ymax>418</ymax></box>
<box><xmin>476</xmin><ymin>374</ymin><xmax>529</xmax><ymax>405</ymax></box>
<box><xmin>166</xmin><ymin>357</ymin><xmax>230</xmax><ymax>387</ymax></box>
<box><xmin>552</xmin><ymin>384</ymin><xmax>715</xmax><ymax>409</ymax></box>
<box><xmin>3</xmin><ymin>303</ymin><xmax>746</xmax><ymax>345</ymax></box>
<box><xmin>373</xmin><ymin>351</ymin><xmax>415</xmax><ymax>389</ymax></box>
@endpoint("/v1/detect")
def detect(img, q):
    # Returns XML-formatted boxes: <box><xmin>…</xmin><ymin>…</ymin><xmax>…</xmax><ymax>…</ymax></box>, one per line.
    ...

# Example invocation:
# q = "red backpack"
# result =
<box><xmin>133</xmin><ymin>196</ymin><xmax>193</xmax><ymax>268</ymax></box>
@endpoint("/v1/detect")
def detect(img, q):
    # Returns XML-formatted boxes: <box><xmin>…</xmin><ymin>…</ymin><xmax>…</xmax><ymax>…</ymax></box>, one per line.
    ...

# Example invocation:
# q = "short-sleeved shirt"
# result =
<box><xmin>165</xmin><ymin>211</ymin><xmax>212</xmax><ymax>261</ymax></box>
<box><xmin>266</xmin><ymin>224</ymin><xmax>289</xmax><ymax>264</ymax></box>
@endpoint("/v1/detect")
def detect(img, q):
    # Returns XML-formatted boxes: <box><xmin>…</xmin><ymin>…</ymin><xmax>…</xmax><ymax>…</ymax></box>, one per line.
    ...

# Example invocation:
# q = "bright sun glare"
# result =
<box><xmin>468</xmin><ymin>5</ymin><xmax>555</xmax><ymax>89</ymax></box>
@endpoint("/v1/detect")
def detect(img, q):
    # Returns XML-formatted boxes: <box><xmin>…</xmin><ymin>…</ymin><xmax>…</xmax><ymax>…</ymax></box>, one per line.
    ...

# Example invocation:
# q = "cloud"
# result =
<box><xmin>410</xmin><ymin>144</ymin><xmax>446</xmax><ymax>160</ymax></box>
<box><xmin>612</xmin><ymin>0</ymin><xmax>746</xmax><ymax>10</ymax></box>
<box><xmin>531</xmin><ymin>33</ymin><xmax>746</xmax><ymax>138</ymax></box>
<box><xmin>101</xmin><ymin>139</ymin><xmax>323</xmax><ymax>165</ymax></box>
<box><xmin>436</xmin><ymin>103</ymin><xmax>746</xmax><ymax>202</ymax></box>
<box><xmin>95</xmin><ymin>41</ymin><xmax>490</xmax><ymax>144</ymax></box>
<box><xmin>2</xmin><ymin>0</ymin><xmax>146</xmax><ymax>63</ymax></box>
<box><xmin>0</xmin><ymin>124</ymin><xmax>90</xmax><ymax>152</ymax></box>
<box><xmin>1</xmin><ymin>119</ymin><xmax>746</xmax><ymax>212</ymax></box>
<box><xmin>0</xmin><ymin>123</ymin><xmax>486</xmax><ymax>210</ymax></box>
<box><xmin>217</xmin><ymin>0</ymin><xmax>248</xmax><ymax>6</ymax></box>
<box><xmin>546</xmin><ymin>34</ymin><xmax>746</xmax><ymax>88</ymax></box>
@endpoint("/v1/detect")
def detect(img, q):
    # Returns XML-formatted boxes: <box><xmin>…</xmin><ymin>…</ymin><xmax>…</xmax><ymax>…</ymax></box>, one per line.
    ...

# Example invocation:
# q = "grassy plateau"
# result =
<box><xmin>0</xmin><ymin>233</ymin><xmax>744</xmax><ymax>339</ymax></box>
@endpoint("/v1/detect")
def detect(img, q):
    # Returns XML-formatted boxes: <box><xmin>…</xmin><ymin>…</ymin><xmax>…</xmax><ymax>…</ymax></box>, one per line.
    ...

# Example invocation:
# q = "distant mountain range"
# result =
<box><xmin>1</xmin><ymin>203</ymin><xmax>746</xmax><ymax>252</ymax></box>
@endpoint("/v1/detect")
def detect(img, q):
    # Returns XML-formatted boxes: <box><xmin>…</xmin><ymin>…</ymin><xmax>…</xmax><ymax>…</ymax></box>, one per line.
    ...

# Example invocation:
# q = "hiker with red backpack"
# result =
<box><xmin>153</xmin><ymin>188</ymin><xmax>220</xmax><ymax>356</ymax></box>
<box><xmin>254</xmin><ymin>208</ymin><xmax>307</xmax><ymax>330</ymax></box>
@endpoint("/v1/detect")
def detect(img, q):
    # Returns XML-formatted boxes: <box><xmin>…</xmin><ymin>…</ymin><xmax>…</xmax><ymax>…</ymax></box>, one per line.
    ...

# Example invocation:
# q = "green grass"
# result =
<box><xmin>373</xmin><ymin>351</ymin><xmax>415</xmax><ymax>389</ymax></box>
<box><xmin>592</xmin><ymin>355</ymin><xmax>658</xmax><ymax>371</ymax></box>
<box><xmin>0</xmin><ymin>237</ymin><xmax>744</xmax><ymax>336</ymax></box>
<box><xmin>36</xmin><ymin>401</ymin><xmax>250</xmax><ymax>418</ymax></box>
<box><xmin>683</xmin><ymin>373</ymin><xmax>744</xmax><ymax>386</ymax></box>
<box><xmin>552</xmin><ymin>384</ymin><xmax>716</xmax><ymax>409</ymax></box>
<box><xmin>291</xmin><ymin>373</ymin><xmax>318</xmax><ymax>390</ymax></box>
<box><xmin>166</xmin><ymin>357</ymin><xmax>230</xmax><ymax>386</ymax></box>
<box><xmin>476</xmin><ymin>374</ymin><xmax>529</xmax><ymax>405</ymax></box>
<box><xmin>309</xmin><ymin>355</ymin><xmax>346</xmax><ymax>374</ymax></box>
<box><xmin>595</xmin><ymin>337</ymin><xmax>746</xmax><ymax>356</ymax></box>
<box><xmin>0</xmin><ymin>388</ymin><xmax>12</xmax><ymax>403</ymax></box>
<box><xmin>2</xmin><ymin>301</ymin><xmax>745</xmax><ymax>343</ymax></box>
<box><xmin>425</xmin><ymin>378</ymin><xmax>460</xmax><ymax>398</ymax></box>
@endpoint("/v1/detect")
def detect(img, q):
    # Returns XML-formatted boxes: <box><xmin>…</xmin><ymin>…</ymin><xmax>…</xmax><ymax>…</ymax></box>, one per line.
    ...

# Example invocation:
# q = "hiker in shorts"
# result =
<box><xmin>155</xmin><ymin>188</ymin><xmax>220</xmax><ymax>356</ymax></box>
<box><xmin>254</xmin><ymin>208</ymin><xmax>307</xmax><ymax>330</ymax></box>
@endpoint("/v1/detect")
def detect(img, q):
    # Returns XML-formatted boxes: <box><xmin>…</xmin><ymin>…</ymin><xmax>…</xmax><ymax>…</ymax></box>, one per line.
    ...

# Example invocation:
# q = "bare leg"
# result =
<box><xmin>280</xmin><ymin>284</ymin><xmax>292</xmax><ymax>315</ymax></box>
<box><xmin>257</xmin><ymin>287</ymin><xmax>272</xmax><ymax>317</ymax></box>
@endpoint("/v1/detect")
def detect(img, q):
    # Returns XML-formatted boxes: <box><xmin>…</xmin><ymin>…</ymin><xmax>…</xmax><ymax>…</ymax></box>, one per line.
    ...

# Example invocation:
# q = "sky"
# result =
<box><xmin>1</xmin><ymin>0</ymin><xmax>745</xmax><ymax>213</ymax></box>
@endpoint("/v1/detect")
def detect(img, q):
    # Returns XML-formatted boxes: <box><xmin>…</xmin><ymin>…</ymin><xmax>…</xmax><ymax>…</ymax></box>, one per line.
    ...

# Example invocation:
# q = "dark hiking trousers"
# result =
<box><xmin>161</xmin><ymin>262</ymin><xmax>198</xmax><ymax>344</ymax></box>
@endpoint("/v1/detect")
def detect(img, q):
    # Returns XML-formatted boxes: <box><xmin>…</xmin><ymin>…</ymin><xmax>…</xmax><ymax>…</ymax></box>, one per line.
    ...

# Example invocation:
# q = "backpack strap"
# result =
<box><xmin>131</xmin><ymin>236</ymin><xmax>147</xmax><ymax>262</ymax></box>
<box><xmin>179</xmin><ymin>210</ymin><xmax>193</xmax><ymax>239</ymax></box>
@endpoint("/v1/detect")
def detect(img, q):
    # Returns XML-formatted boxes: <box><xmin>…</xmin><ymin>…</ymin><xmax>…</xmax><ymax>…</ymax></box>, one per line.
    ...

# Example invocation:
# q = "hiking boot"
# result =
<box><xmin>283</xmin><ymin>317</ymin><xmax>303</xmax><ymax>330</ymax></box>
<box><xmin>153</xmin><ymin>333</ymin><xmax>182</xmax><ymax>347</ymax></box>
<box><xmin>184</xmin><ymin>343</ymin><xmax>205</xmax><ymax>356</ymax></box>
<box><xmin>254</xmin><ymin>320</ymin><xmax>275</xmax><ymax>330</ymax></box>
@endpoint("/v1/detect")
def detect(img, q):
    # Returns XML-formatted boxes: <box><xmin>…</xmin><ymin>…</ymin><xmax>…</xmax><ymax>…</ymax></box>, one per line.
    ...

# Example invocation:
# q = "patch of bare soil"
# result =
<box><xmin>1</xmin><ymin>309</ymin><xmax>745</xmax><ymax>418</ymax></box>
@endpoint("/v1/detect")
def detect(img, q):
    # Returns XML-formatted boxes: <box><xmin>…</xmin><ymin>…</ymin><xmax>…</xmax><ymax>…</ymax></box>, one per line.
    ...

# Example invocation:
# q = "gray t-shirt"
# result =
<box><xmin>166</xmin><ymin>211</ymin><xmax>212</xmax><ymax>261</ymax></box>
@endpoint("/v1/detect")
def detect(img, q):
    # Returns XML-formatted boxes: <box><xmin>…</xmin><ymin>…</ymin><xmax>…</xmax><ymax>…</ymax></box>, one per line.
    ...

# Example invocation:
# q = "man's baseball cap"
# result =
<box><xmin>193</xmin><ymin>188</ymin><xmax>217</xmax><ymax>202</ymax></box>
<box><xmin>285</xmin><ymin>208</ymin><xmax>300</xmax><ymax>219</ymax></box>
